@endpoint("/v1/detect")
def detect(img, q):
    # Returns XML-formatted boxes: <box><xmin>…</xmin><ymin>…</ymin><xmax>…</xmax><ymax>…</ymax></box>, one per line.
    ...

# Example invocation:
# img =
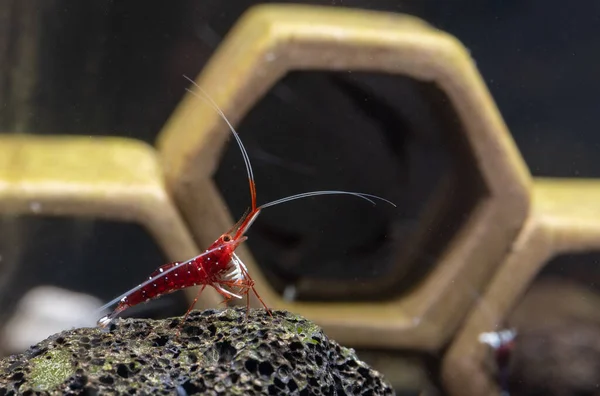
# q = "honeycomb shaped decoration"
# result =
<box><xmin>157</xmin><ymin>4</ymin><xmax>532</xmax><ymax>350</ymax></box>
<box><xmin>443</xmin><ymin>178</ymin><xmax>600</xmax><ymax>396</ymax></box>
<box><xmin>0</xmin><ymin>134</ymin><xmax>222</xmax><ymax>307</ymax></box>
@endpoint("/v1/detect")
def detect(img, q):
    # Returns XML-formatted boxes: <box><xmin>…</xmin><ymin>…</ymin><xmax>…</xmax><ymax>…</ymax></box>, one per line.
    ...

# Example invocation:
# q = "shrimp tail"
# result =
<box><xmin>97</xmin><ymin>304</ymin><xmax>127</xmax><ymax>328</ymax></box>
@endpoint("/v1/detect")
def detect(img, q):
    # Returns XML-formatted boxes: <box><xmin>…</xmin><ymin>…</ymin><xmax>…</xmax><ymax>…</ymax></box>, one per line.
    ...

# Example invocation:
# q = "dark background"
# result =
<box><xmin>4</xmin><ymin>0</ymin><xmax>598</xmax><ymax>174</ymax></box>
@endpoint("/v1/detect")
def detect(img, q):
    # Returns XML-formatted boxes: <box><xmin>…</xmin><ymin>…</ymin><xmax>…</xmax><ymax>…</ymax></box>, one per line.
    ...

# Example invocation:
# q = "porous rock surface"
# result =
<box><xmin>0</xmin><ymin>308</ymin><xmax>394</xmax><ymax>395</ymax></box>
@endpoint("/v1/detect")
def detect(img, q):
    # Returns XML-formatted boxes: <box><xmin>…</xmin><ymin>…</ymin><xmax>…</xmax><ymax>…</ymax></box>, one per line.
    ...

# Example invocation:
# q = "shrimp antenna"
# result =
<box><xmin>182</xmin><ymin>75</ymin><xmax>397</xmax><ymax>235</ymax></box>
<box><xmin>259</xmin><ymin>191</ymin><xmax>397</xmax><ymax>210</ymax></box>
<box><xmin>183</xmin><ymin>75</ymin><xmax>257</xmax><ymax>210</ymax></box>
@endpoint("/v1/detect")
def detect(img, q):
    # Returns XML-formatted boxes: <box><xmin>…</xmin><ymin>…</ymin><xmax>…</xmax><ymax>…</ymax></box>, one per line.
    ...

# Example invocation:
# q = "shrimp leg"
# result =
<box><xmin>232</xmin><ymin>253</ymin><xmax>272</xmax><ymax>318</ymax></box>
<box><xmin>176</xmin><ymin>281</ymin><xmax>245</xmax><ymax>336</ymax></box>
<box><xmin>176</xmin><ymin>284</ymin><xmax>208</xmax><ymax>337</ymax></box>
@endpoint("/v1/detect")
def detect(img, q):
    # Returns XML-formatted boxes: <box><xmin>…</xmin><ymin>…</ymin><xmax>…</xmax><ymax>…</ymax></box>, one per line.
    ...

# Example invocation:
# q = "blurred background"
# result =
<box><xmin>1</xmin><ymin>1</ymin><xmax>600</xmax><ymax>395</ymax></box>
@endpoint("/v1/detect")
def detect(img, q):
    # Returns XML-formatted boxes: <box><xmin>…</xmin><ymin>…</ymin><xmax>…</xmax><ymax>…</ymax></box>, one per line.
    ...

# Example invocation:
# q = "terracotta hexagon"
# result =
<box><xmin>157</xmin><ymin>4</ymin><xmax>531</xmax><ymax>350</ymax></box>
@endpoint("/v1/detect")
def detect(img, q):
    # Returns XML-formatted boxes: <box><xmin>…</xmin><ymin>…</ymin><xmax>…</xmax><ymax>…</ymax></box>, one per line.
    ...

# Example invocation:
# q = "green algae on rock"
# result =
<box><xmin>0</xmin><ymin>308</ymin><xmax>395</xmax><ymax>395</ymax></box>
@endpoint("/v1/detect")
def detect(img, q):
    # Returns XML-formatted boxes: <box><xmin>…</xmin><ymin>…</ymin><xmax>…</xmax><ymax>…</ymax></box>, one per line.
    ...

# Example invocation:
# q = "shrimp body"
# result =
<box><xmin>97</xmin><ymin>235</ymin><xmax>246</xmax><ymax>327</ymax></box>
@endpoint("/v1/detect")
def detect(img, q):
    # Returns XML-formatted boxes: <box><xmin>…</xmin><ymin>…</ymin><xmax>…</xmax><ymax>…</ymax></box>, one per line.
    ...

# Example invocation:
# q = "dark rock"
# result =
<box><xmin>0</xmin><ymin>308</ymin><xmax>394</xmax><ymax>395</ymax></box>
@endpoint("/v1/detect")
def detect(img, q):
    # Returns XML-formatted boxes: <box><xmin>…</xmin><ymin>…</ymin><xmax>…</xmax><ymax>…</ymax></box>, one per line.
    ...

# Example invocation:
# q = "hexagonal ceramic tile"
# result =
<box><xmin>157</xmin><ymin>4</ymin><xmax>531</xmax><ymax>350</ymax></box>
<box><xmin>0</xmin><ymin>134</ymin><xmax>218</xmax><ymax>304</ymax></box>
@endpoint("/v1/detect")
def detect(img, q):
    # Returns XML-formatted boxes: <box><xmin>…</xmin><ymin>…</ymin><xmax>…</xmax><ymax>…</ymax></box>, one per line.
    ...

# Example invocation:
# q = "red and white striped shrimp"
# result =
<box><xmin>96</xmin><ymin>76</ymin><xmax>395</xmax><ymax>330</ymax></box>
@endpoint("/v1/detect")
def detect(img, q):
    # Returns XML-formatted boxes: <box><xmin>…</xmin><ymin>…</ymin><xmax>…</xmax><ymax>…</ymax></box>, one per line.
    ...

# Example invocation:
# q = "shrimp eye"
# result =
<box><xmin>223</xmin><ymin>235</ymin><xmax>232</xmax><ymax>242</ymax></box>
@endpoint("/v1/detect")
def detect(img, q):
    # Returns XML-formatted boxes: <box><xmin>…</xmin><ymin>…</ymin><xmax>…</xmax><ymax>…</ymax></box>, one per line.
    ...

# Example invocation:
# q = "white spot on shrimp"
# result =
<box><xmin>159</xmin><ymin>268</ymin><xmax>164</xmax><ymax>272</ymax></box>
<box><xmin>153</xmin><ymin>284</ymin><xmax>157</xmax><ymax>287</ymax></box>
<box><xmin>148</xmin><ymin>276</ymin><xmax>152</xmax><ymax>280</ymax></box>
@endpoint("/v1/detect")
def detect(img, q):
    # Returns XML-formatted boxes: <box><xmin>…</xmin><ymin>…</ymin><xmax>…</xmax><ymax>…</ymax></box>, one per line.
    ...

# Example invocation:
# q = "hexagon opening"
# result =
<box><xmin>213</xmin><ymin>70</ymin><xmax>489</xmax><ymax>302</ymax></box>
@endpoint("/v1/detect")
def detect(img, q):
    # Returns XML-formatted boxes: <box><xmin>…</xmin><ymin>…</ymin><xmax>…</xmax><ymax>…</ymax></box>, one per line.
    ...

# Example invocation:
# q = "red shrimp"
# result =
<box><xmin>479</xmin><ymin>328</ymin><xmax>517</xmax><ymax>394</ymax></box>
<box><xmin>96</xmin><ymin>76</ymin><xmax>396</xmax><ymax>330</ymax></box>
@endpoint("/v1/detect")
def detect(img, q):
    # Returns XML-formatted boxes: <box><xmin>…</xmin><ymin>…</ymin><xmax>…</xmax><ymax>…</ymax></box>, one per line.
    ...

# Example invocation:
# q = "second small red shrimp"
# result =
<box><xmin>97</xmin><ymin>76</ymin><xmax>395</xmax><ymax>330</ymax></box>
